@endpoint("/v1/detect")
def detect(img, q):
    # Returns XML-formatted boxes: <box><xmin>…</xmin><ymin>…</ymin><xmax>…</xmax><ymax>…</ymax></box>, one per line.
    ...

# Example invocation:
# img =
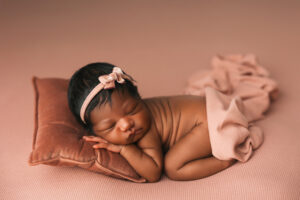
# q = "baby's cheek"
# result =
<box><xmin>141</xmin><ymin>110</ymin><xmax>151</xmax><ymax>127</ymax></box>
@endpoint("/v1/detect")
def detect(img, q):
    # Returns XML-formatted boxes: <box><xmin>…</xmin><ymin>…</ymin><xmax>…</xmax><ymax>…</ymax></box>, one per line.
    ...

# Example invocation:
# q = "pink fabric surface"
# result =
<box><xmin>184</xmin><ymin>54</ymin><xmax>279</xmax><ymax>162</ymax></box>
<box><xmin>204</xmin><ymin>86</ymin><xmax>264</xmax><ymax>162</ymax></box>
<box><xmin>184</xmin><ymin>54</ymin><xmax>279</xmax><ymax>122</ymax></box>
<box><xmin>1</xmin><ymin>1</ymin><xmax>300</xmax><ymax>200</ymax></box>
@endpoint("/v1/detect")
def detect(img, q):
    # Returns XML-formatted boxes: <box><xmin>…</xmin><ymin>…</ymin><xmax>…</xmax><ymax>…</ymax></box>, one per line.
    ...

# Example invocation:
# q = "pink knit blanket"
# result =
<box><xmin>184</xmin><ymin>54</ymin><xmax>279</xmax><ymax>162</ymax></box>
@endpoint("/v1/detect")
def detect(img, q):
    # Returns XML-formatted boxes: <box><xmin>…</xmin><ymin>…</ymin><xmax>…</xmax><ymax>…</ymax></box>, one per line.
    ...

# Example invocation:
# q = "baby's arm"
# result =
<box><xmin>120</xmin><ymin>124</ymin><xmax>163</xmax><ymax>183</ymax></box>
<box><xmin>84</xmin><ymin>124</ymin><xmax>163</xmax><ymax>182</ymax></box>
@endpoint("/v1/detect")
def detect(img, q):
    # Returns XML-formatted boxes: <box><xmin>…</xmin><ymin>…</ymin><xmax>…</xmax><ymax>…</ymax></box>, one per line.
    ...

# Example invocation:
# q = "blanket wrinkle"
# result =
<box><xmin>183</xmin><ymin>53</ymin><xmax>278</xmax><ymax>162</ymax></box>
<box><xmin>218</xmin><ymin>97</ymin><xmax>249</xmax><ymax>130</ymax></box>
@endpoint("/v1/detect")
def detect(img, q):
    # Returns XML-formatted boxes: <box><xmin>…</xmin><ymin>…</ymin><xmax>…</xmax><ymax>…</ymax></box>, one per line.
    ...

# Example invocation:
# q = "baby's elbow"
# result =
<box><xmin>147</xmin><ymin>179</ymin><xmax>159</xmax><ymax>183</ymax></box>
<box><xmin>146</xmin><ymin>173</ymin><xmax>161</xmax><ymax>183</ymax></box>
<box><xmin>146</xmin><ymin>167</ymin><xmax>162</xmax><ymax>183</ymax></box>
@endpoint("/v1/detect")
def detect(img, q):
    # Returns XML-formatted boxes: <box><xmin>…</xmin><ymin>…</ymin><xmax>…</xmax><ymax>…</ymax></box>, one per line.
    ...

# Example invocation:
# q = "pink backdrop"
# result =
<box><xmin>0</xmin><ymin>0</ymin><xmax>299</xmax><ymax>199</ymax></box>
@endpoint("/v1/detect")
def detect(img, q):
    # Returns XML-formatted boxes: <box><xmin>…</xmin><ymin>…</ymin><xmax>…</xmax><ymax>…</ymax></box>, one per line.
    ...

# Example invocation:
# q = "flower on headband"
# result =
<box><xmin>98</xmin><ymin>67</ymin><xmax>125</xmax><ymax>89</ymax></box>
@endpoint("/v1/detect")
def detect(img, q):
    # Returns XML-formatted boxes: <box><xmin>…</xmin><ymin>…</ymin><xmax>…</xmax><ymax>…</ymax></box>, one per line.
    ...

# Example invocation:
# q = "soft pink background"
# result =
<box><xmin>1</xmin><ymin>0</ymin><xmax>299</xmax><ymax>199</ymax></box>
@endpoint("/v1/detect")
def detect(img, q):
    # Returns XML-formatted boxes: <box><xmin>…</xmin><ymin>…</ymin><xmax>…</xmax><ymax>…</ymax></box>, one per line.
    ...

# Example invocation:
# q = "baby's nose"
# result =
<box><xmin>119</xmin><ymin>117</ymin><xmax>134</xmax><ymax>132</ymax></box>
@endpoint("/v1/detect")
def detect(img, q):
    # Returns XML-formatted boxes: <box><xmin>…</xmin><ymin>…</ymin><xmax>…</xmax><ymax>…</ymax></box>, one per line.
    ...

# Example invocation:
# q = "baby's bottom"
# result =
<box><xmin>164</xmin><ymin>122</ymin><xmax>236</xmax><ymax>181</ymax></box>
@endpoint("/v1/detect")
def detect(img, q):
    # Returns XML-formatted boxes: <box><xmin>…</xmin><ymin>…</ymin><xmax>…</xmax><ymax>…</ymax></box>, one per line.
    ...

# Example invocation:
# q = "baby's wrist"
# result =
<box><xmin>119</xmin><ymin>143</ymin><xmax>135</xmax><ymax>155</ymax></box>
<box><xmin>120</xmin><ymin>145</ymin><xmax>126</xmax><ymax>154</ymax></box>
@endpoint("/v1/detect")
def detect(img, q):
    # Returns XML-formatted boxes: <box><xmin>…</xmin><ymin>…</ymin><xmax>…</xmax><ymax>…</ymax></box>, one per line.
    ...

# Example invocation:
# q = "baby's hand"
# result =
<box><xmin>83</xmin><ymin>136</ymin><xmax>124</xmax><ymax>153</ymax></box>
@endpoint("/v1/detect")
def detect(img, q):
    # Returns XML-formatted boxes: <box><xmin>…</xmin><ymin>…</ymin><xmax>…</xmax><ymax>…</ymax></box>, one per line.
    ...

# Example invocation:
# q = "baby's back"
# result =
<box><xmin>143</xmin><ymin>95</ymin><xmax>207</xmax><ymax>153</ymax></box>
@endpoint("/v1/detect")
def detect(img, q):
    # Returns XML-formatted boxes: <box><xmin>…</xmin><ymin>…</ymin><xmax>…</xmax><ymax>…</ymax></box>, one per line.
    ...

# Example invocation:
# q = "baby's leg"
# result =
<box><xmin>164</xmin><ymin>122</ymin><xmax>236</xmax><ymax>181</ymax></box>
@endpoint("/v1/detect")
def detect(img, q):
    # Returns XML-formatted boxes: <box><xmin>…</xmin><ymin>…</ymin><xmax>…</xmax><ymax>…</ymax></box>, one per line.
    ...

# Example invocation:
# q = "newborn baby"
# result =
<box><xmin>68</xmin><ymin>63</ymin><xmax>236</xmax><ymax>183</ymax></box>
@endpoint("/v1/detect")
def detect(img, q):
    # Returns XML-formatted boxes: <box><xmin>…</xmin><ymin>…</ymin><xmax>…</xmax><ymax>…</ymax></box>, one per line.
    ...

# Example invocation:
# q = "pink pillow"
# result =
<box><xmin>28</xmin><ymin>76</ymin><xmax>146</xmax><ymax>183</ymax></box>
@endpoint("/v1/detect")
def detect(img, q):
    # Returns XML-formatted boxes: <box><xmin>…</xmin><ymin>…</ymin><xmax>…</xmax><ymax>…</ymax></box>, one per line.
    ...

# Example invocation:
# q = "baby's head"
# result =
<box><xmin>68</xmin><ymin>62</ymin><xmax>151</xmax><ymax>144</ymax></box>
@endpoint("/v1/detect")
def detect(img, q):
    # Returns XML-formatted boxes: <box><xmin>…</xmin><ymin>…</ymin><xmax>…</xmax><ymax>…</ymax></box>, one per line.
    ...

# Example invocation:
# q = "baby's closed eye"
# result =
<box><xmin>105</xmin><ymin>123</ymin><xmax>115</xmax><ymax>131</ymax></box>
<box><xmin>127</xmin><ymin>102</ymin><xmax>139</xmax><ymax>115</ymax></box>
<box><xmin>97</xmin><ymin>123</ymin><xmax>115</xmax><ymax>133</ymax></box>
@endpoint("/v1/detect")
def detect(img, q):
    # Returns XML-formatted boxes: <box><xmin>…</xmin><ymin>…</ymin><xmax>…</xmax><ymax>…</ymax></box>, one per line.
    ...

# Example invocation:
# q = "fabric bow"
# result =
<box><xmin>98</xmin><ymin>67</ymin><xmax>125</xmax><ymax>89</ymax></box>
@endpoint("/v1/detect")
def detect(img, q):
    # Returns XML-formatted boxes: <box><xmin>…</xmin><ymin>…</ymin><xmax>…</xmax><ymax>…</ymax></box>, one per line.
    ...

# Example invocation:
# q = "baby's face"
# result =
<box><xmin>89</xmin><ymin>90</ymin><xmax>151</xmax><ymax>145</ymax></box>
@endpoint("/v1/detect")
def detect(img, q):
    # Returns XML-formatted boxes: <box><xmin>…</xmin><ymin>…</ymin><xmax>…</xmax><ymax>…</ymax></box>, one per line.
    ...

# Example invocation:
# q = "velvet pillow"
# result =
<box><xmin>28</xmin><ymin>76</ymin><xmax>146</xmax><ymax>183</ymax></box>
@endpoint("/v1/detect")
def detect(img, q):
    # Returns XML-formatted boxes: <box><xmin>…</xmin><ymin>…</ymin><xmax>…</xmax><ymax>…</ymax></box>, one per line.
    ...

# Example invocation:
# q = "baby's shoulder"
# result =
<box><xmin>143</xmin><ymin>95</ymin><xmax>206</xmax><ymax>114</ymax></box>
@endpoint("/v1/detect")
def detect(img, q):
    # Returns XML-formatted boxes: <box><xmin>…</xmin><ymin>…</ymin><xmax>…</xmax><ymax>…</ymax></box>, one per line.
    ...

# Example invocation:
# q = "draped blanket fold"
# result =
<box><xmin>184</xmin><ymin>54</ymin><xmax>279</xmax><ymax>162</ymax></box>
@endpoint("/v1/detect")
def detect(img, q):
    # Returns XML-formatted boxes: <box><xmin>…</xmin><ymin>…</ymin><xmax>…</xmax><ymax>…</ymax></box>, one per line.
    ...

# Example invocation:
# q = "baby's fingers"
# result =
<box><xmin>83</xmin><ymin>136</ymin><xmax>108</xmax><ymax>143</ymax></box>
<box><xmin>92</xmin><ymin>143</ymin><xmax>124</xmax><ymax>153</ymax></box>
<box><xmin>92</xmin><ymin>143</ymin><xmax>108</xmax><ymax>149</ymax></box>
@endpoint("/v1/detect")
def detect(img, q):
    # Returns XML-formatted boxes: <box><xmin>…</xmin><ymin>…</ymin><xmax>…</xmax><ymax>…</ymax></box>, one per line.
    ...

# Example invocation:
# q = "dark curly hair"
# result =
<box><xmin>67</xmin><ymin>62</ymin><xmax>141</xmax><ymax>134</ymax></box>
